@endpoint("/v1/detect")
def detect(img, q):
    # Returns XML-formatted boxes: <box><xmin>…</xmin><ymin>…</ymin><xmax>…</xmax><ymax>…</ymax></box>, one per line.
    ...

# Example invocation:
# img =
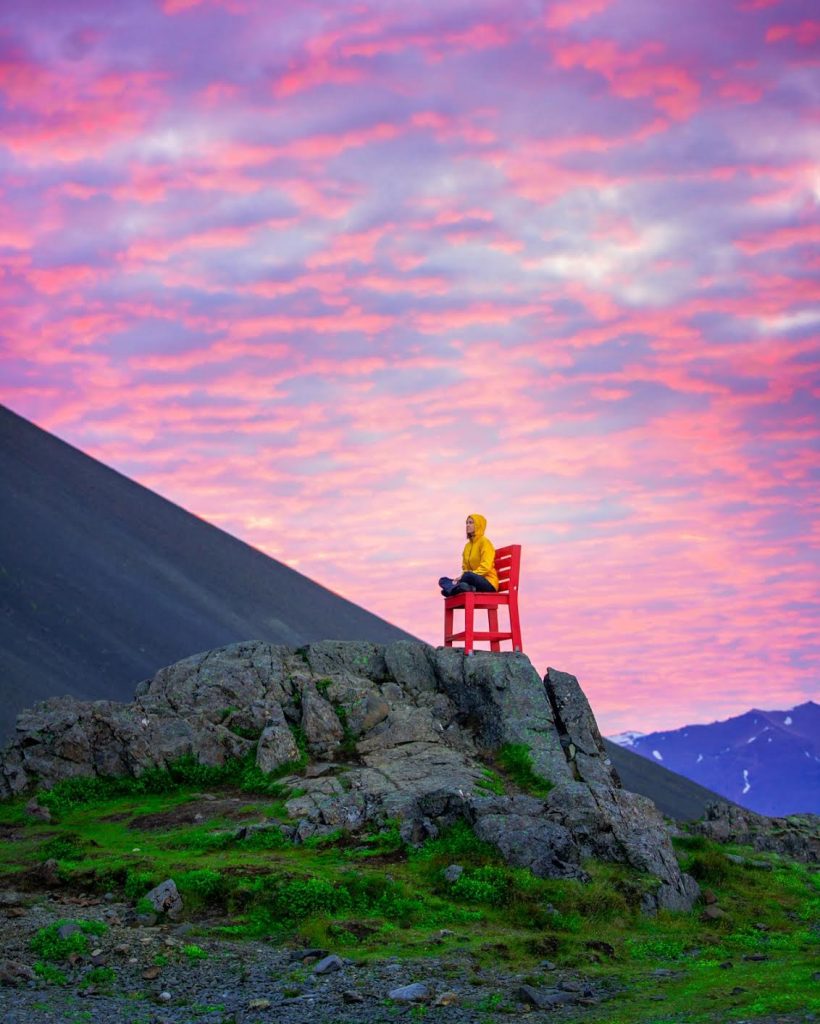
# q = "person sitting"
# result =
<box><xmin>439</xmin><ymin>514</ymin><xmax>499</xmax><ymax>596</ymax></box>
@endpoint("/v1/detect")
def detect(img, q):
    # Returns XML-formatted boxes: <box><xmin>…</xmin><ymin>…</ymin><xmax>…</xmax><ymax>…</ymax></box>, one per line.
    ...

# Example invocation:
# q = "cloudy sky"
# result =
<box><xmin>1</xmin><ymin>0</ymin><xmax>818</xmax><ymax>733</ymax></box>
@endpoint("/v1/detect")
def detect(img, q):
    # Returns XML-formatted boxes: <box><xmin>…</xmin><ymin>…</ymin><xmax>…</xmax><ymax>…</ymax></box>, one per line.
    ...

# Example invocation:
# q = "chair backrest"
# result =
<box><xmin>493</xmin><ymin>545</ymin><xmax>521</xmax><ymax>594</ymax></box>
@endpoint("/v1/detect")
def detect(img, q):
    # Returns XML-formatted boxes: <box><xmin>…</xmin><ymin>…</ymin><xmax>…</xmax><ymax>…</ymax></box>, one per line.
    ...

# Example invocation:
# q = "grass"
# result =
<box><xmin>0</xmin><ymin>768</ymin><xmax>817</xmax><ymax>1023</ymax></box>
<box><xmin>31</xmin><ymin>919</ymin><xmax>107</xmax><ymax>961</ymax></box>
<box><xmin>497</xmin><ymin>743</ymin><xmax>553</xmax><ymax>797</ymax></box>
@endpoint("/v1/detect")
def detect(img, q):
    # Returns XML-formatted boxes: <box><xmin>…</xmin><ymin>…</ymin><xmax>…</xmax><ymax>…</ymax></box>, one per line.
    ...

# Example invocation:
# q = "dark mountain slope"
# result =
<box><xmin>0</xmin><ymin>405</ymin><xmax>414</xmax><ymax>740</ymax></box>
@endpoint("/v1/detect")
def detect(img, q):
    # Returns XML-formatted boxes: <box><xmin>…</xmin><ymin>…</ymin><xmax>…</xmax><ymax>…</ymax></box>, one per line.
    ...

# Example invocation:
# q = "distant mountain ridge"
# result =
<box><xmin>609</xmin><ymin>702</ymin><xmax>820</xmax><ymax>816</ymax></box>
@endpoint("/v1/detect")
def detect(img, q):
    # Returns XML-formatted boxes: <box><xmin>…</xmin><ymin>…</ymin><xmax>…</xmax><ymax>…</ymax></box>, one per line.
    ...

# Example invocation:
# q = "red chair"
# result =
<box><xmin>444</xmin><ymin>545</ymin><xmax>522</xmax><ymax>654</ymax></box>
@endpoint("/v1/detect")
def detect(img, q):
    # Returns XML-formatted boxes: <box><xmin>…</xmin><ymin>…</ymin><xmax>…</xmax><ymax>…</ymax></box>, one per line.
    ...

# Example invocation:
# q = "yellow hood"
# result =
<box><xmin>468</xmin><ymin>513</ymin><xmax>487</xmax><ymax>539</ymax></box>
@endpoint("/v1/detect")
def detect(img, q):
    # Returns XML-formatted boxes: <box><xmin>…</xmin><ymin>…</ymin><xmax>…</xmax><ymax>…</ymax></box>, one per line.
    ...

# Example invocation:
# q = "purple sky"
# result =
<box><xmin>1</xmin><ymin>0</ymin><xmax>818</xmax><ymax>732</ymax></box>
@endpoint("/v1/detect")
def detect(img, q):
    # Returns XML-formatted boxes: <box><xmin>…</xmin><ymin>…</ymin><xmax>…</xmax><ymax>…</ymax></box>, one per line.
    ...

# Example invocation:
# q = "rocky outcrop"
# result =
<box><xmin>691</xmin><ymin>801</ymin><xmax>819</xmax><ymax>864</ymax></box>
<box><xmin>0</xmin><ymin>640</ymin><xmax>699</xmax><ymax>910</ymax></box>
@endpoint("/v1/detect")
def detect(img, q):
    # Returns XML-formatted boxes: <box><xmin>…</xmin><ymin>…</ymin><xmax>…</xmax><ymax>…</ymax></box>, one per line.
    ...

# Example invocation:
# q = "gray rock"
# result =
<box><xmin>435</xmin><ymin>650</ymin><xmax>572</xmax><ymax>786</ymax></box>
<box><xmin>544</xmin><ymin>667</ymin><xmax>620</xmax><ymax>788</ymax></box>
<box><xmin>0</xmin><ymin>960</ymin><xmax>36</xmax><ymax>986</ymax></box>
<box><xmin>388</xmin><ymin>982</ymin><xmax>430</xmax><ymax>1003</ymax></box>
<box><xmin>517</xmin><ymin>985</ymin><xmax>577</xmax><ymax>1008</ymax></box>
<box><xmin>313</xmin><ymin>954</ymin><xmax>344</xmax><ymax>975</ymax></box>
<box><xmin>470</xmin><ymin>795</ymin><xmax>584</xmax><ymax>879</ymax></box>
<box><xmin>442</xmin><ymin>864</ymin><xmax>463</xmax><ymax>883</ymax></box>
<box><xmin>25</xmin><ymin>798</ymin><xmax>51</xmax><ymax>823</ymax></box>
<box><xmin>301</xmin><ymin>684</ymin><xmax>344</xmax><ymax>756</ymax></box>
<box><xmin>144</xmin><ymin>879</ymin><xmax>183</xmax><ymax>920</ymax></box>
<box><xmin>692</xmin><ymin>802</ymin><xmax>819</xmax><ymax>864</ymax></box>
<box><xmin>57</xmin><ymin>922</ymin><xmax>82</xmax><ymax>940</ymax></box>
<box><xmin>256</xmin><ymin>704</ymin><xmax>299</xmax><ymax>773</ymax></box>
<box><xmin>345</xmin><ymin>692</ymin><xmax>390</xmax><ymax>737</ymax></box>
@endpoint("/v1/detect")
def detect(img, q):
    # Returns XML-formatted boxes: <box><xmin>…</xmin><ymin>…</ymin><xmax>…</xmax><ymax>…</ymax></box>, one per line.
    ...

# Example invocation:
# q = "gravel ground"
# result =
<box><xmin>0</xmin><ymin>892</ymin><xmax>614</xmax><ymax>1024</ymax></box>
<box><xmin>0</xmin><ymin>893</ymin><xmax>815</xmax><ymax>1024</ymax></box>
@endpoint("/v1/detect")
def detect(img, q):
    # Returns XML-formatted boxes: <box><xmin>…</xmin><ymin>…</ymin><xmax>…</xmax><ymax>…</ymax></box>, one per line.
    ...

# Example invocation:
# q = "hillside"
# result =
<box><xmin>0</xmin><ymin>639</ymin><xmax>816</xmax><ymax>1024</ymax></box>
<box><xmin>0</xmin><ymin>405</ymin><xmax>414</xmax><ymax>740</ymax></box>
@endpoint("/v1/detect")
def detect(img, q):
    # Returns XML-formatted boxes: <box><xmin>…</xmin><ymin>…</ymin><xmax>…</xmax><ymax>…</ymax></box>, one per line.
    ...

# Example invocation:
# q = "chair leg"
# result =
<box><xmin>444</xmin><ymin>605</ymin><xmax>454</xmax><ymax>647</ymax></box>
<box><xmin>464</xmin><ymin>595</ymin><xmax>474</xmax><ymax>655</ymax></box>
<box><xmin>487</xmin><ymin>607</ymin><xmax>500</xmax><ymax>652</ymax></box>
<box><xmin>509</xmin><ymin>597</ymin><xmax>522</xmax><ymax>652</ymax></box>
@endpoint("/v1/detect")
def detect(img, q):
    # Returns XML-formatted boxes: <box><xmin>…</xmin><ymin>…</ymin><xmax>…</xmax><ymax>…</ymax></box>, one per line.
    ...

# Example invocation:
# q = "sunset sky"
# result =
<box><xmin>1</xmin><ymin>0</ymin><xmax>818</xmax><ymax>734</ymax></box>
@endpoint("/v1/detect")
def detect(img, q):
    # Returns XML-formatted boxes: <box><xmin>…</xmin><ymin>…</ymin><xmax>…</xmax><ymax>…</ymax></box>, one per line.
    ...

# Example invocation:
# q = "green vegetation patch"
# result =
<box><xmin>35</xmin><ymin>751</ymin><xmax>307</xmax><ymax>818</ymax></box>
<box><xmin>497</xmin><ymin>743</ymin><xmax>553</xmax><ymax>797</ymax></box>
<box><xmin>31</xmin><ymin>919</ymin><xmax>107</xmax><ymax>962</ymax></box>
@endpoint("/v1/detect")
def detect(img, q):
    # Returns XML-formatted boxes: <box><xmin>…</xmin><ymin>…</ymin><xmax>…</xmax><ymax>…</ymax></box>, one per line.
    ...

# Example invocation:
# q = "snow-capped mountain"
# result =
<box><xmin>608</xmin><ymin>701</ymin><xmax>820</xmax><ymax>816</ymax></box>
<box><xmin>609</xmin><ymin>731</ymin><xmax>645</xmax><ymax>748</ymax></box>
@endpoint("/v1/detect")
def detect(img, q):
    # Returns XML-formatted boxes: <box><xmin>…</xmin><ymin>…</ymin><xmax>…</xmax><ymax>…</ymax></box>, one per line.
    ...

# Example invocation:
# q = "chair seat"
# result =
<box><xmin>444</xmin><ymin>593</ymin><xmax>507</xmax><ymax>608</ymax></box>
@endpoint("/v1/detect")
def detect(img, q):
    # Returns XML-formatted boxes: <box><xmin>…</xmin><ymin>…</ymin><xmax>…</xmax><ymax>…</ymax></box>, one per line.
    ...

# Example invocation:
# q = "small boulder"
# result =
<box><xmin>0</xmin><ymin>960</ymin><xmax>36</xmax><ymax>986</ymax></box>
<box><xmin>388</xmin><ymin>982</ymin><xmax>430</xmax><ymax>1003</ymax></box>
<box><xmin>25</xmin><ymin>798</ymin><xmax>51</xmax><ymax>823</ymax></box>
<box><xmin>144</xmin><ymin>879</ymin><xmax>183</xmax><ymax>920</ymax></box>
<box><xmin>313</xmin><ymin>954</ymin><xmax>343</xmax><ymax>975</ymax></box>
<box><xmin>256</xmin><ymin>705</ymin><xmax>299</xmax><ymax>773</ymax></box>
<box><xmin>517</xmin><ymin>985</ymin><xmax>577</xmax><ymax>1009</ymax></box>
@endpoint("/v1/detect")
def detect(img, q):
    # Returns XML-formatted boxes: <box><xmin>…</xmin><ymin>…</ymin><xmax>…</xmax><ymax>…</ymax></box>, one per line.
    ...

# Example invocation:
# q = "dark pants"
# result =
<box><xmin>439</xmin><ymin>572</ymin><xmax>497</xmax><ymax>596</ymax></box>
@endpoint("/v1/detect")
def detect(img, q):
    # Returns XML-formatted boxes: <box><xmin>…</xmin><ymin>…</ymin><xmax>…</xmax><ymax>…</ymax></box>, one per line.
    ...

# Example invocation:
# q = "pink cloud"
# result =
<box><xmin>737</xmin><ymin>221</ymin><xmax>820</xmax><ymax>253</ymax></box>
<box><xmin>718</xmin><ymin>79</ymin><xmax>764</xmax><ymax>103</ymax></box>
<box><xmin>766</xmin><ymin>20</ymin><xmax>820</xmax><ymax>45</ymax></box>
<box><xmin>0</xmin><ymin>47</ymin><xmax>167</xmax><ymax>161</ymax></box>
<box><xmin>553</xmin><ymin>38</ymin><xmax>701</xmax><ymax>120</ymax></box>
<box><xmin>26</xmin><ymin>264</ymin><xmax>107</xmax><ymax>295</ymax></box>
<box><xmin>546</xmin><ymin>0</ymin><xmax>613</xmax><ymax>29</ymax></box>
<box><xmin>306</xmin><ymin>225</ymin><xmax>392</xmax><ymax>268</ymax></box>
<box><xmin>161</xmin><ymin>0</ymin><xmax>247</xmax><ymax>13</ymax></box>
<box><xmin>274</xmin><ymin>60</ymin><xmax>366</xmax><ymax>98</ymax></box>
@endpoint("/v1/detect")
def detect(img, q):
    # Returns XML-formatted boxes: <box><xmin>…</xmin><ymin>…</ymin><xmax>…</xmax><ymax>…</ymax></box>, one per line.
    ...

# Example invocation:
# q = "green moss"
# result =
<box><xmin>451</xmin><ymin>866</ymin><xmax>511</xmax><ymax>905</ymax></box>
<box><xmin>39</xmin><ymin>833</ymin><xmax>87</xmax><ymax>861</ymax></box>
<box><xmin>475</xmin><ymin>768</ymin><xmax>504</xmax><ymax>796</ymax></box>
<box><xmin>333</xmin><ymin>705</ymin><xmax>358</xmax><ymax>757</ymax></box>
<box><xmin>177</xmin><ymin>868</ymin><xmax>226</xmax><ymax>910</ymax></box>
<box><xmin>685</xmin><ymin>845</ymin><xmax>733</xmax><ymax>883</ymax></box>
<box><xmin>33</xmin><ymin>961</ymin><xmax>68</xmax><ymax>986</ymax></box>
<box><xmin>36</xmin><ymin>750</ymin><xmax>308</xmax><ymax>819</ymax></box>
<box><xmin>80</xmin><ymin>966</ymin><xmax>116</xmax><ymax>989</ymax></box>
<box><xmin>31</xmin><ymin>919</ymin><xmax>107</xmax><ymax>962</ymax></box>
<box><xmin>124</xmin><ymin>869</ymin><xmax>156</xmax><ymax>901</ymax></box>
<box><xmin>497</xmin><ymin>743</ymin><xmax>553</xmax><ymax>797</ymax></box>
<box><xmin>355</xmin><ymin>818</ymin><xmax>405</xmax><ymax>858</ymax></box>
<box><xmin>410</xmin><ymin>820</ymin><xmax>499</xmax><ymax>868</ymax></box>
